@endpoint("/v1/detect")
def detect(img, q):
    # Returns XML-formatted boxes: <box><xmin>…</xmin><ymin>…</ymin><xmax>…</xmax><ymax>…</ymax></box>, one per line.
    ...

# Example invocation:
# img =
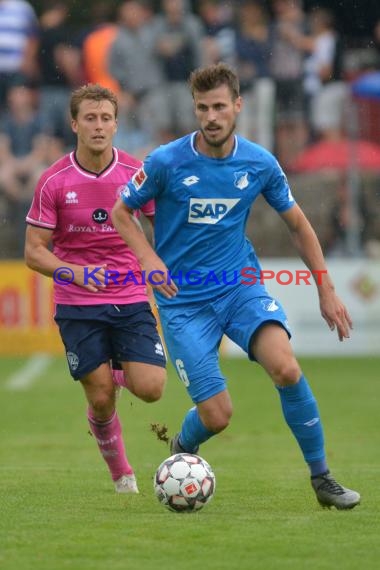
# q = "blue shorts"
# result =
<box><xmin>159</xmin><ymin>286</ymin><xmax>290</xmax><ymax>403</ymax></box>
<box><xmin>54</xmin><ymin>302</ymin><xmax>166</xmax><ymax>380</ymax></box>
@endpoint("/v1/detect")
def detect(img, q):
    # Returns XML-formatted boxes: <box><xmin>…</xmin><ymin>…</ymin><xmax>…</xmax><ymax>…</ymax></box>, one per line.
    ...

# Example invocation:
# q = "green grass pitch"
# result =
<box><xmin>1</xmin><ymin>355</ymin><xmax>379</xmax><ymax>570</ymax></box>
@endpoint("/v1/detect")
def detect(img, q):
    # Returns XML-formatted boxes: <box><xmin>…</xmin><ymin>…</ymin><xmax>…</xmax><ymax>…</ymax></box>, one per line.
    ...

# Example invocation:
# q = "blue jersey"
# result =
<box><xmin>121</xmin><ymin>133</ymin><xmax>295</xmax><ymax>306</ymax></box>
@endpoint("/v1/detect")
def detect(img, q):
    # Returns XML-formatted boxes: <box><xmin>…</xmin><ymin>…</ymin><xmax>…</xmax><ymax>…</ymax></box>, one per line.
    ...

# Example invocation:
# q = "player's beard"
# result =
<box><xmin>200</xmin><ymin>122</ymin><xmax>236</xmax><ymax>148</ymax></box>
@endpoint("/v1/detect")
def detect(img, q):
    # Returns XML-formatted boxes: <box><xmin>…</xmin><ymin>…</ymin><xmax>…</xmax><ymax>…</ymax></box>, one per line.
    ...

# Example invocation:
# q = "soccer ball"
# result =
<box><xmin>154</xmin><ymin>453</ymin><xmax>216</xmax><ymax>513</ymax></box>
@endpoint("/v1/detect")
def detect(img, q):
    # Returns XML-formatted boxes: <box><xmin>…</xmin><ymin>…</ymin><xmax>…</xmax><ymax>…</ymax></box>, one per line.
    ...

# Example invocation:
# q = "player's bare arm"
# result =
<box><xmin>111</xmin><ymin>198</ymin><xmax>178</xmax><ymax>298</ymax></box>
<box><xmin>280</xmin><ymin>204</ymin><xmax>353</xmax><ymax>341</ymax></box>
<box><xmin>25</xmin><ymin>225</ymin><xmax>107</xmax><ymax>293</ymax></box>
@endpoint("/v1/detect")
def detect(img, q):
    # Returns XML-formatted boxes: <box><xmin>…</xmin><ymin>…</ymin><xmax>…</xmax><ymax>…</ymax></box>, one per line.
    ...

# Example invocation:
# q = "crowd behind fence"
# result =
<box><xmin>1</xmin><ymin>0</ymin><xmax>380</xmax><ymax>259</ymax></box>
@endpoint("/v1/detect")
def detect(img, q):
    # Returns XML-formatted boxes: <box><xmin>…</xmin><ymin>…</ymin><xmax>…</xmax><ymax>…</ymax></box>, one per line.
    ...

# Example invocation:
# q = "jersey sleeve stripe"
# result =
<box><xmin>36</xmin><ymin>163</ymin><xmax>72</xmax><ymax>223</ymax></box>
<box><xmin>117</xmin><ymin>161</ymin><xmax>139</xmax><ymax>171</ymax></box>
<box><xmin>26</xmin><ymin>217</ymin><xmax>56</xmax><ymax>229</ymax></box>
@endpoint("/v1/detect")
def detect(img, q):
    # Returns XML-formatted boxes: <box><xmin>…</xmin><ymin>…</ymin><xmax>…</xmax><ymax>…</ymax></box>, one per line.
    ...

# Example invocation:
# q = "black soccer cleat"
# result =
<box><xmin>170</xmin><ymin>432</ymin><xmax>199</xmax><ymax>455</ymax></box>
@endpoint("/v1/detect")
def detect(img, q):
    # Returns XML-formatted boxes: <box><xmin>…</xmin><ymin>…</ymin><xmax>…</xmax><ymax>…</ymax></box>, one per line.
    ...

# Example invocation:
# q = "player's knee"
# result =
<box><xmin>132</xmin><ymin>370</ymin><xmax>166</xmax><ymax>403</ymax></box>
<box><xmin>202</xmin><ymin>405</ymin><xmax>233</xmax><ymax>433</ymax></box>
<box><xmin>138</xmin><ymin>385</ymin><xmax>163</xmax><ymax>403</ymax></box>
<box><xmin>89</xmin><ymin>392</ymin><xmax>115</xmax><ymax>417</ymax></box>
<box><xmin>271</xmin><ymin>359</ymin><xmax>301</xmax><ymax>386</ymax></box>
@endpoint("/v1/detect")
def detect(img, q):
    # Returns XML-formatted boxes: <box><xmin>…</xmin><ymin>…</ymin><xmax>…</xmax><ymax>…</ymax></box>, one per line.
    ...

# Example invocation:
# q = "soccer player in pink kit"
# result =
<box><xmin>25</xmin><ymin>84</ymin><xmax>167</xmax><ymax>494</ymax></box>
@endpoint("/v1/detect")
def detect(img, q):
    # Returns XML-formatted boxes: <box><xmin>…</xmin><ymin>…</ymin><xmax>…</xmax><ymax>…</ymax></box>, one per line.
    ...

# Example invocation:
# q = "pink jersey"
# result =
<box><xmin>26</xmin><ymin>148</ymin><xmax>154</xmax><ymax>305</ymax></box>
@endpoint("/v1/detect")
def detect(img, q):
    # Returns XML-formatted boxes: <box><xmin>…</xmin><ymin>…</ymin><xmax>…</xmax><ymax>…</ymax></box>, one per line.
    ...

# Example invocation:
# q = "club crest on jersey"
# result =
<box><xmin>287</xmin><ymin>187</ymin><xmax>295</xmax><ymax>203</ymax></box>
<box><xmin>234</xmin><ymin>172</ymin><xmax>249</xmax><ymax>190</ymax></box>
<box><xmin>131</xmin><ymin>167</ymin><xmax>147</xmax><ymax>190</ymax></box>
<box><xmin>261</xmin><ymin>299</ymin><xmax>279</xmax><ymax>312</ymax></box>
<box><xmin>92</xmin><ymin>208</ymin><xmax>108</xmax><ymax>223</ymax></box>
<box><xmin>116</xmin><ymin>184</ymin><xmax>127</xmax><ymax>198</ymax></box>
<box><xmin>188</xmin><ymin>198</ymin><xmax>240</xmax><ymax>224</ymax></box>
<box><xmin>121</xmin><ymin>186</ymin><xmax>130</xmax><ymax>199</ymax></box>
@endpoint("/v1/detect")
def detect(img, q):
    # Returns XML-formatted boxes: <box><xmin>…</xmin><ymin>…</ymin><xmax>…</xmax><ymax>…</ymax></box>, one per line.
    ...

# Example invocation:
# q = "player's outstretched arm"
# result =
<box><xmin>280</xmin><ymin>204</ymin><xmax>353</xmax><ymax>341</ymax></box>
<box><xmin>111</xmin><ymin>198</ymin><xmax>178</xmax><ymax>299</ymax></box>
<box><xmin>24</xmin><ymin>225</ymin><xmax>107</xmax><ymax>293</ymax></box>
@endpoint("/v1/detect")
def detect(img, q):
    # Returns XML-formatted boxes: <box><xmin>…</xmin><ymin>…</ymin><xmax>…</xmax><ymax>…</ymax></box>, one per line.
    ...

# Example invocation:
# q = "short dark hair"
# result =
<box><xmin>70</xmin><ymin>84</ymin><xmax>118</xmax><ymax>119</ymax></box>
<box><xmin>189</xmin><ymin>63</ymin><xmax>240</xmax><ymax>100</ymax></box>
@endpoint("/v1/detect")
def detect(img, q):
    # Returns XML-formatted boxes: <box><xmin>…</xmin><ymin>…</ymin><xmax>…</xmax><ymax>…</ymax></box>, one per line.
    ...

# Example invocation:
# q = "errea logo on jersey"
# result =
<box><xmin>65</xmin><ymin>191</ymin><xmax>78</xmax><ymax>204</ymax></box>
<box><xmin>188</xmin><ymin>198</ymin><xmax>240</xmax><ymax>224</ymax></box>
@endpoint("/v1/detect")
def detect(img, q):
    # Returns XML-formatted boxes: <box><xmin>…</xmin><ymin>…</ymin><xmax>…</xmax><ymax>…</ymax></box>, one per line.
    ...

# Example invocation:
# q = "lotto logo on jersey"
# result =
<box><xmin>188</xmin><ymin>198</ymin><xmax>240</xmax><ymax>224</ymax></box>
<box><xmin>131</xmin><ymin>167</ymin><xmax>147</xmax><ymax>190</ymax></box>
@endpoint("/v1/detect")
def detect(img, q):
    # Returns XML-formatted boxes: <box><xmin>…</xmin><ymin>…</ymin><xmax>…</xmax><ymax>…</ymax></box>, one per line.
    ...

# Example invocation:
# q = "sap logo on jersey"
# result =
<box><xmin>188</xmin><ymin>198</ymin><xmax>240</xmax><ymax>224</ymax></box>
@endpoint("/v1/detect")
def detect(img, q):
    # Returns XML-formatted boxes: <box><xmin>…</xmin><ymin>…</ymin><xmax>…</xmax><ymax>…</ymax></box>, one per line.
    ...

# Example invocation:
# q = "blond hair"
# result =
<box><xmin>70</xmin><ymin>84</ymin><xmax>118</xmax><ymax>119</ymax></box>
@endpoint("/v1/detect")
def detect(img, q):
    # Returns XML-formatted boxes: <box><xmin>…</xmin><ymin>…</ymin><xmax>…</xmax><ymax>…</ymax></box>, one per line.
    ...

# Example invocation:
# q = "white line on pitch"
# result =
<box><xmin>5</xmin><ymin>354</ymin><xmax>53</xmax><ymax>391</ymax></box>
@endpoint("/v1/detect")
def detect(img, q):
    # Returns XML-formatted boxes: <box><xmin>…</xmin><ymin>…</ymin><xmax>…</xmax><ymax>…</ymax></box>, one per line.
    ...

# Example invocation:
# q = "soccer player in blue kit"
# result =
<box><xmin>112</xmin><ymin>63</ymin><xmax>360</xmax><ymax>509</ymax></box>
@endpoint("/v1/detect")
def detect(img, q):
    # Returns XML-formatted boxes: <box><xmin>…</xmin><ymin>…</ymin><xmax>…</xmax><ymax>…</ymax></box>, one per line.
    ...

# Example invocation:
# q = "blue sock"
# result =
<box><xmin>276</xmin><ymin>375</ymin><xmax>328</xmax><ymax>477</ymax></box>
<box><xmin>179</xmin><ymin>407</ymin><xmax>215</xmax><ymax>453</ymax></box>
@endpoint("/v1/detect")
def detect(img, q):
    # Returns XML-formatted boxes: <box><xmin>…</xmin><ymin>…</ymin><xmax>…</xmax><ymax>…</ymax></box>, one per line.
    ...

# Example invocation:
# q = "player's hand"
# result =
<box><xmin>74</xmin><ymin>264</ymin><xmax>107</xmax><ymax>292</ymax></box>
<box><xmin>143</xmin><ymin>258</ymin><xmax>178</xmax><ymax>299</ymax></box>
<box><xmin>319</xmin><ymin>291</ymin><xmax>353</xmax><ymax>341</ymax></box>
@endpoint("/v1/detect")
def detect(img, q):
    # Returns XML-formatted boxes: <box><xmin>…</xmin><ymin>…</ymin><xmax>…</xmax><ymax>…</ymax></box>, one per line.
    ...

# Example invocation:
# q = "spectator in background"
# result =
<box><xmin>197</xmin><ymin>0</ymin><xmax>236</xmax><ymax>66</ymax></box>
<box><xmin>108</xmin><ymin>0</ymin><xmax>162</xmax><ymax>146</ymax></box>
<box><xmin>0</xmin><ymin>0</ymin><xmax>39</xmax><ymax>105</ymax></box>
<box><xmin>284</xmin><ymin>6</ymin><xmax>347</xmax><ymax>141</ymax></box>
<box><xmin>326</xmin><ymin>174</ymin><xmax>369</xmax><ymax>257</ymax></box>
<box><xmin>79</xmin><ymin>1</ymin><xmax>151</xmax><ymax>157</ymax></box>
<box><xmin>270</xmin><ymin>0</ymin><xmax>308</xmax><ymax>166</ymax></box>
<box><xmin>235</xmin><ymin>0</ymin><xmax>275</xmax><ymax>151</ymax></box>
<box><xmin>373</xmin><ymin>19</ymin><xmax>380</xmax><ymax>68</ymax></box>
<box><xmin>151</xmin><ymin>0</ymin><xmax>204</xmax><ymax>141</ymax></box>
<box><xmin>80</xmin><ymin>1</ymin><xmax>120</xmax><ymax>93</ymax></box>
<box><xmin>38</xmin><ymin>1</ymin><xmax>83</xmax><ymax>147</ymax></box>
<box><xmin>0</xmin><ymin>77</ymin><xmax>63</xmax><ymax>256</ymax></box>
